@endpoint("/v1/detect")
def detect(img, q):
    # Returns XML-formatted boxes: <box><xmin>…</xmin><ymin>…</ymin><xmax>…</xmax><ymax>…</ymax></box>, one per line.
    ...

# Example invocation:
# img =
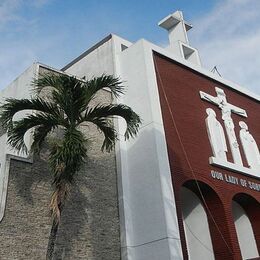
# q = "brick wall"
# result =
<box><xmin>154</xmin><ymin>53</ymin><xmax>260</xmax><ymax>260</ymax></box>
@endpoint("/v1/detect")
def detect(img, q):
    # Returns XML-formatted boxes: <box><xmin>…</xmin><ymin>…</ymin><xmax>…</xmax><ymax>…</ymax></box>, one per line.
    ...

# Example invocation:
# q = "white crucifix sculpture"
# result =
<box><xmin>199</xmin><ymin>87</ymin><xmax>259</xmax><ymax>178</ymax></box>
<box><xmin>200</xmin><ymin>87</ymin><xmax>246</xmax><ymax>165</ymax></box>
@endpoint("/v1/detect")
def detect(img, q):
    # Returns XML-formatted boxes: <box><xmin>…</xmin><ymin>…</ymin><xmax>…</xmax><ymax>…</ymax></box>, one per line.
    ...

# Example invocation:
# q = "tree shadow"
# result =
<box><xmin>52</xmin><ymin>155</ymin><xmax>120</xmax><ymax>260</ymax></box>
<box><xmin>53</xmin><ymin>184</ymin><xmax>90</xmax><ymax>260</ymax></box>
<box><xmin>9</xmin><ymin>144</ymin><xmax>51</xmax><ymax>205</ymax></box>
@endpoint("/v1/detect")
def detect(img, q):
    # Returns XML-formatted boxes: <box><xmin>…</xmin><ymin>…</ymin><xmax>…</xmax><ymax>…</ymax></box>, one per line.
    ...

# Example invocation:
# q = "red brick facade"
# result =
<box><xmin>153</xmin><ymin>52</ymin><xmax>260</xmax><ymax>260</ymax></box>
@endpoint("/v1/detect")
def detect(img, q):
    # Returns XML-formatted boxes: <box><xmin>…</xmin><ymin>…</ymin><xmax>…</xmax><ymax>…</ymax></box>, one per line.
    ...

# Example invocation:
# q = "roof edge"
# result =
<box><xmin>138</xmin><ymin>39</ymin><xmax>260</xmax><ymax>102</ymax></box>
<box><xmin>61</xmin><ymin>34</ymin><xmax>113</xmax><ymax>72</ymax></box>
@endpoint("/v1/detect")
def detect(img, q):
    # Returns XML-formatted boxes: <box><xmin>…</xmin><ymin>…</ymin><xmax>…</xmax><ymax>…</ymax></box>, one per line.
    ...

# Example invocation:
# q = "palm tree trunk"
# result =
<box><xmin>46</xmin><ymin>219</ymin><xmax>59</xmax><ymax>260</ymax></box>
<box><xmin>46</xmin><ymin>200</ymin><xmax>64</xmax><ymax>260</ymax></box>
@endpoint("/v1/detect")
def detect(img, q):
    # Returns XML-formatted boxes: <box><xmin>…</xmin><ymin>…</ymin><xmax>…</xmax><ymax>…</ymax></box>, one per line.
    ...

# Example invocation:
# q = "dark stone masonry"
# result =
<box><xmin>0</xmin><ymin>90</ymin><xmax>121</xmax><ymax>260</ymax></box>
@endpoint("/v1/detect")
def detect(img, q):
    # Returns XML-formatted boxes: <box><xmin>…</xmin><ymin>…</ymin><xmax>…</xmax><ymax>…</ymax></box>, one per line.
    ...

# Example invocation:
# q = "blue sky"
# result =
<box><xmin>1</xmin><ymin>0</ymin><xmax>260</xmax><ymax>94</ymax></box>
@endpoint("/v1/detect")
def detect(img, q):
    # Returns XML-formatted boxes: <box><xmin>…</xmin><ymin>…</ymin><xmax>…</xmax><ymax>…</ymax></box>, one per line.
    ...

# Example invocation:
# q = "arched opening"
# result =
<box><xmin>180</xmin><ymin>180</ymin><xmax>234</xmax><ymax>260</ymax></box>
<box><xmin>181</xmin><ymin>186</ymin><xmax>214</xmax><ymax>260</ymax></box>
<box><xmin>232</xmin><ymin>194</ymin><xmax>260</xmax><ymax>260</ymax></box>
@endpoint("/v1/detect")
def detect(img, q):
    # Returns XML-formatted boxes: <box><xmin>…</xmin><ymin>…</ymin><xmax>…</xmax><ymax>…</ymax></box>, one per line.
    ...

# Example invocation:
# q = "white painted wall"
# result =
<box><xmin>115</xmin><ymin>39</ymin><xmax>183</xmax><ymax>260</ymax></box>
<box><xmin>232</xmin><ymin>201</ymin><xmax>259</xmax><ymax>260</ymax></box>
<box><xmin>0</xmin><ymin>63</ymin><xmax>38</xmax><ymax>221</ymax></box>
<box><xmin>181</xmin><ymin>187</ymin><xmax>215</xmax><ymax>260</ymax></box>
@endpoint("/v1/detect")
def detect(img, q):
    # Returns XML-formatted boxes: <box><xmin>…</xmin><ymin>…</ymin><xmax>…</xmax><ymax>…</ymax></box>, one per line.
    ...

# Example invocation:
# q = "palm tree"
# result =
<box><xmin>0</xmin><ymin>72</ymin><xmax>141</xmax><ymax>260</ymax></box>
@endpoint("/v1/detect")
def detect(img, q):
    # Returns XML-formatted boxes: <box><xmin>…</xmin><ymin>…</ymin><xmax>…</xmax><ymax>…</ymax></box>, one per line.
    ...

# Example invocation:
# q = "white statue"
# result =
<box><xmin>205</xmin><ymin>108</ymin><xmax>228</xmax><ymax>161</ymax></box>
<box><xmin>239</xmin><ymin>121</ymin><xmax>260</xmax><ymax>170</ymax></box>
<box><xmin>200</xmin><ymin>87</ymin><xmax>245</xmax><ymax>166</ymax></box>
<box><xmin>221</xmin><ymin>105</ymin><xmax>242</xmax><ymax>165</ymax></box>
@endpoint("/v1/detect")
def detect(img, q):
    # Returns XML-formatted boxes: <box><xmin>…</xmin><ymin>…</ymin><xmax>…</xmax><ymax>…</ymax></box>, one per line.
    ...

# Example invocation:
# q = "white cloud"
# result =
<box><xmin>0</xmin><ymin>0</ymin><xmax>21</xmax><ymax>28</ymax></box>
<box><xmin>0</xmin><ymin>0</ymin><xmax>51</xmax><ymax>29</ymax></box>
<box><xmin>190</xmin><ymin>0</ymin><xmax>260</xmax><ymax>95</ymax></box>
<box><xmin>0</xmin><ymin>0</ymin><xmax>56</xmax><ymax>89</ymax></box>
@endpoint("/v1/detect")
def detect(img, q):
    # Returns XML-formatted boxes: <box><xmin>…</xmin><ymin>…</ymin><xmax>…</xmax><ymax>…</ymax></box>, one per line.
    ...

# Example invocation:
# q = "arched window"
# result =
<box><xmin>181</xmin><ymin>187</ymin><xmax>215</xmax><ymax>260</ymax></box>
<box><xmin>232</xmin><ymin>200</ymin><xmax>259</xmax><ymax>259</ymax></box>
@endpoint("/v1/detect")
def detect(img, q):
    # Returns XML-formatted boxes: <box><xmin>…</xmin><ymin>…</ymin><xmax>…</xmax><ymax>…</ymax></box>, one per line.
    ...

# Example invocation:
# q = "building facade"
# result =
<box><xmin>0</xmin><ymin>11</ymin><xmax>259</xmax><ymax>260</ymax></box>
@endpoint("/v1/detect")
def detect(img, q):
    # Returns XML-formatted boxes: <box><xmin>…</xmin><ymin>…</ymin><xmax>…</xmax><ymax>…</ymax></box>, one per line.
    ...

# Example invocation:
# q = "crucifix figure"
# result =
<box><xmin>200</xmin><ymin>87</ymin><xmax>247</xmax><ymax>166</ymax></box>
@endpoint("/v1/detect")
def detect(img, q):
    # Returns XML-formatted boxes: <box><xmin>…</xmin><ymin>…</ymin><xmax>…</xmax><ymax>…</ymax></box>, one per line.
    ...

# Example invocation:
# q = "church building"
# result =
<box><xmin>0</xmin><ymin>11</ymin><xmax>259</xmax><ymax>260</ymax></box>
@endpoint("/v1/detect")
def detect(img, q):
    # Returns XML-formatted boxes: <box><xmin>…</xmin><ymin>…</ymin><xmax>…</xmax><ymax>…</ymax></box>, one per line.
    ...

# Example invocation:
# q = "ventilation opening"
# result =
<box><xmin>180</xmin><ymin>43</ymin><xmax>201</xmax><ymax>65</ymax></box>
<box><xmin>121</xmin><ymin>44</ymin><xmax>128</xmax><ymax>51</ymax></box>
<box><xmin>182</xmin><ymin>45</ymin><xmax>195</xmax><ymax>59</ymax></box>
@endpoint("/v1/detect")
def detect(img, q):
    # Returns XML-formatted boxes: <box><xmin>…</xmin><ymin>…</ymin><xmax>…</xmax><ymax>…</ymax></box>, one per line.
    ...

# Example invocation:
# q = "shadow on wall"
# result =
<box><xmin>53</xmin><ymin>155</ymin><xmax>120</xmax><ymax>260</ymax></box>
<box><xmin>0</xmin><ymin>144</ymin><xmax>54</xmax><ymax>259</ymax></box>
<box><xmin>10</xmin><ymin>146</ymin><xmax>51</xmax><ymax>206</ymax></box>
<box><xmin>4</xmin><ymin>138</ymin><xmax>120</xmax><ymax>260</ymax></box>
<box><xmin>53</xmin><ymin>183</ymin><xmax>89</xmax><ymax>259</ymax></box>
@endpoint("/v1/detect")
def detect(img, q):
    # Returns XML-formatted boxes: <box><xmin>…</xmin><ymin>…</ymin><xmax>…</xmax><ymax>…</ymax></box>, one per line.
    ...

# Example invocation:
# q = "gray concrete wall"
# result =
<box><xmin>0</xmin><ymin>63</ymin><xmax>37</xmax><ymax>223</ymax></box>
<box><xmin>64</xmin><ymin>37</ymin><xmax>114</xmax><ymax>80</ymax></box>
<box><xmin>0</xmin><ymin>66</ymin><xmax>121</xmax><ymax>260</ymax></box>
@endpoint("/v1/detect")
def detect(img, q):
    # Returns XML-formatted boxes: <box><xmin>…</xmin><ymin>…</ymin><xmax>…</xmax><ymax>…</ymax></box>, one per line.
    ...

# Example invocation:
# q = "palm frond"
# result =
<box><xmin>7</xmin><ymin>113</ymin><xmax>61</xmax><ymax>153</ymax></box>
<box><xmin>34</xmin><ymin>73</ymin><xmax>89</xmax><ymax>124</ymax></box>
<box><xmin>0</xmin><ymin>98</ymin><xmax>63</xmax><ymax>129</ymax></box>
<box><xmin>84</xmin><ymin>104</ymin><xmax>141</xmax><ymax>140</ymax></box>
<box><xmin>33</xmin><ymin>72</ymin><xmax>80</xmax><ymax>93</ymax></box>
<box><xmin>85</xmin><ymin>74</ymin><xmax>124</xmax><ymax>102</ymax></box>
<box><xmin>83</xmin><ymin>117</ymin><xmax>118</xmax><ymax>152</ymax></box>
<box><xmin>31</xmin><ymin>125</ymin><xmax>54</xmax><ymax>153</ymax></box>
<box><xmin>51</xmin><ymin>80</ymin><xmax>87</xmax><ymax>124</ymax></box>
<box><xmin>49</xmin><ymin>128</ymin><xmax>87</xmax><ymax>183</ymax></box>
